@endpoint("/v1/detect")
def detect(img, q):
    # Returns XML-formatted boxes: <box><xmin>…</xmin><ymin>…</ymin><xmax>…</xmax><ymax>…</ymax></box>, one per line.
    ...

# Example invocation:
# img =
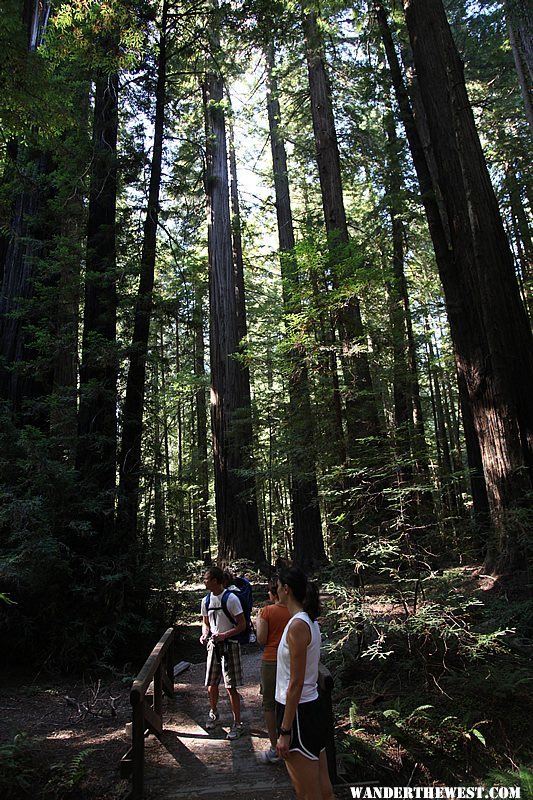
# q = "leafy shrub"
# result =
<box><xmin>0</xmin><ymin>734</ymin><xmax>35</xmax><ymax>799</ymax></box>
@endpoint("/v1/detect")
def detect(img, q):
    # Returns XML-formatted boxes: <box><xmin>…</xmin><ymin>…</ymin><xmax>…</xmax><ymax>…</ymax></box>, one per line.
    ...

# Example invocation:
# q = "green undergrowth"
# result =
<box><xmin>0</xmin><ymin>733</ymin><xmax>93</xmax><ymax>800</ymax></box>
<box><xmin>320</xmin><ymin>560</ymin><xmax>533</xmax><ymax>791</ymax></box>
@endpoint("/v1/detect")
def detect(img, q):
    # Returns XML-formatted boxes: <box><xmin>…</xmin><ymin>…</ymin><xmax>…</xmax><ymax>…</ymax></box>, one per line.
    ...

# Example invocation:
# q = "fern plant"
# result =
<box><xmin>44</xmin><ymin>748</ymin><xmax>93</xmax><ymax>798</ymax></box>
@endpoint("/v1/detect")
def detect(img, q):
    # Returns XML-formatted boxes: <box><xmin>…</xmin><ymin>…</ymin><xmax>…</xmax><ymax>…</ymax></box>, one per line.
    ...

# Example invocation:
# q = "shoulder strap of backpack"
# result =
<box><xmin>220</xmin><ymin>589</ymin><xmax>237</xmax><ymax>625</ymax></box>
<box><xmin>204</xmin><ymin>592</ymin><xmax>211</xmax><ymax>615</ymax></box>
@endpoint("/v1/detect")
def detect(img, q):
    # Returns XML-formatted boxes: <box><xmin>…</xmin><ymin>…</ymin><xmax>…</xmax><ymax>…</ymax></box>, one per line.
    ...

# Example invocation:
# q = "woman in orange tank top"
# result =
<box><xmin>255</xmin><ymin>579</ymin><xmax>290</xmax><ymax>763</ymax></box>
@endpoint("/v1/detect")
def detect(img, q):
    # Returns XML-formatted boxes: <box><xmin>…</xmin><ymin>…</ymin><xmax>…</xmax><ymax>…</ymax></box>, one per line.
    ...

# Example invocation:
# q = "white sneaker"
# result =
<box><xmin>258</xmin><ymin>747</ymin><xmax>280</xmax><ymax>764</ymax></box>
<box><xmin>226</xmin><ymin>722</ymin><xmax>245</xmax><ymax>740</ymax></box>
<box><xmin>205</xmin><ymin>709</ymin><xmax>219</xmax><ymax>730</ymax></box>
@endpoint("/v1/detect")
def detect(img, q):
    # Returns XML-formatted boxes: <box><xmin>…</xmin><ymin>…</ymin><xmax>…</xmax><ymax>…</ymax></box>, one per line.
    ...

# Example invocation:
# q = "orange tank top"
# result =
<box><xmin>260</xmin><ymin>602</ymin><xmax>291</xmax><ymax>661</ymax></box>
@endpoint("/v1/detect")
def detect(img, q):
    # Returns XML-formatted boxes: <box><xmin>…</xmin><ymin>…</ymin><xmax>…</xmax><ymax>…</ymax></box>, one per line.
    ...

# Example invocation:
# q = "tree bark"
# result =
<box><xmin>504</xmin><ymin>0</ymin><xmax>533</xmax><ymax>132</ymax></box>
<box><xmin>193</xmin><ymin>285</ymin><xmax>211</xmax><ymax>564</ymax></box>
<box><xmin>403</xmin><ymin>0</ymin><xmax>533</xmax><ymax>570</ymax></box>
<box><xmin>117</xmin><ymin>1</ymin><xmax>168</xmax><ymax>555</ymax></box>
<box><xmin>374</xmin><ymin>0</ymin><xmax>491</xmax><ymax>524</ymax></box>
<box><xmin>226</xmin><ymin>98</ymin><xmax>248</xmax><ymax>347</ymax></box>
<box><xmin>303</xmin><ymin>5</ymin><xmax>381</xmax><ymax>451</ymax></box>
<box><xmin>76</xmin><ymin>68</ymin><xmax>119</xmax><ymax>541</ymax></box>
<box><xmin>265</xmin><ymin>42</ymin><xmax>325</xmax><ymax>569</ymax></box>
<box><xmin>505</xmin><ymin>162</ymin><xmax>533</xmax><ymax>318</ymax></box>
<box><xmin>383</xmin><ymin>104</ymin><xmax>412</xmax><ymax>474</ymax></box>
<box><xmin>203</xmin><ymin>66</ymin><xmax>265</xmax><ymax>565</ymax></box>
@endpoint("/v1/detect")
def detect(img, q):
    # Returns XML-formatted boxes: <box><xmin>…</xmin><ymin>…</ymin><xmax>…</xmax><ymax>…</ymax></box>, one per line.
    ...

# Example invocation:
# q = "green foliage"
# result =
<box><xmin>0</xmin><ymin>734</ymin><xmax>35</xmax><ymax>800</ymax></box>
<box><xmin>44</xmin><ymin>748</ymin><xmax>93</xmax><ymax>799</ymax></box>
<box><xmin>321</xmin><ymin>562</ymin><xmax>533</xmax><ymax>784</ymax></box>
<box><xmin>0</xmin><ymin>405</ymin><xmax>156</xmax><ymax>670</ymax></box>
<box><xmin>0</xmin><ymin>733</ymin><xmax>93</xmax><ymax>800</ymax></box>
<box><xmin>486</xmin><ymin>768</ymin><xmax>533</xmax><ymax>798</ymax></box>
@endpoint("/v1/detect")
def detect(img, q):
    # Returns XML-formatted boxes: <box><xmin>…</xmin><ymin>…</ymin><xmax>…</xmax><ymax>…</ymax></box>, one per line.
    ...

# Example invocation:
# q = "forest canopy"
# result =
<box><xmin>0</xmin><ymin>0</ymin><xmax>532</xmax><ymax>669</ymax></box>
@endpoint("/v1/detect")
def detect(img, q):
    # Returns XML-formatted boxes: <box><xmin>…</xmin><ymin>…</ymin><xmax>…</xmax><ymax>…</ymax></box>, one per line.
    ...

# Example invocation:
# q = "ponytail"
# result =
<box><xmin>303</xmin><ymin>581</ymin><xmax>321</xmax><ymax>622</ymax></box>
<box><xmin>278</xmin><ymin>566</ymin><xmax>321</xmax><ymax>621</ymax></box>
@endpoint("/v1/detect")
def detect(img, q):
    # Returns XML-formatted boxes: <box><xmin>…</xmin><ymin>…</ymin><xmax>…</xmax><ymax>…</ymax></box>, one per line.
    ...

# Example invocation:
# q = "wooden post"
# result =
<box><xmin>318</xmin><ymin>663</ymin><xmax>338</xmax><ymax>784</ymax></box>
<box><xmin>131</xmin><ymin>699</ymin><xmax>145</xmax><ymax>800</ymax></box>
<box><xmin>154</xmin><ymin>663</ymin><xmax>163</xmax><ymax>719</ymax></box>
<box><xmin>122</xmin><ymin>627</ymin><xmax>175</xmax><ymax>799</ymax></box>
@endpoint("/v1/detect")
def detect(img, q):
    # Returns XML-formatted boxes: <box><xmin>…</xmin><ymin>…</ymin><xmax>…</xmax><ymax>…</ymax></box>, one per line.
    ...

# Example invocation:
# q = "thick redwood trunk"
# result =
<box><xmin>303</xmin><ymin>6</ymin><xmax>380</xmax><ymax>450</ymax></box>
<box><xmin>117</xmin><ymin>2</ymin><xmax>168</xmax><ymax>553</ymax></box>
<box><xmin>505</xmin><ymin>162</ymin><xmax>533</xmax><ymax>318</ymax></box>
<box><xmin>193</xmin><ymin>286</ymin><xmax>211</xmax><ymax>564</ymax></box>
<box><xmin>266</xmin><ymin>43</ymin><xmax>325</xmax><ymax>569</ymax></box>
<box><xmin>403</xmin><ymin>0</ymin><xmax>533</xmax><ymax>568</ymax></box>
<box><xmin>374</xmin><ymin>0</ymin><xmax>490</xmax><ymax>525</ymax></box>
<box><xmin>226</xmin><ymin>101</ymin><xmax>248</xmax><ymax>347</ymax></box>
<box><xmin>203</xmin><ymin>71</ymin><xmax>264</xmax><ymax>565</ymax></box>
<box><xmin>383</xmin><ymin>106</ymin><xmax>412</xmax><ymax>473</ymax></box>
<box><xmin>76</xmin><ymin>71</ymin><xmax>119</xmax><ymax>539</ymax></box>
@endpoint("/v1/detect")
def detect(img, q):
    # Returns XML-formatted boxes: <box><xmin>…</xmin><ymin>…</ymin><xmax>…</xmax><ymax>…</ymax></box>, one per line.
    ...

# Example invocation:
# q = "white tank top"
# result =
<box><xmin>275</xmin><ymin>611</ymin><xmax>320</xmax><ymax>704</ymax></box>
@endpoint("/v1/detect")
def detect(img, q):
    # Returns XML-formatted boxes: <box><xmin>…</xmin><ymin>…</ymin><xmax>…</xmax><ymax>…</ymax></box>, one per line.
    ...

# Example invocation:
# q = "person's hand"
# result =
<box><xmin>199</xmin><ymin>633</ymin><xmax>209</xmax><ymax>645</ymax></box>
<box><xmin>276</xmin><ymin>733</ymin><xmax>291</xmax><ymax>760</ymax></box>
<box><xmin>211</xmin><ymin>631</ymin><xmax>225</xmax><ymax>642</ymax></box>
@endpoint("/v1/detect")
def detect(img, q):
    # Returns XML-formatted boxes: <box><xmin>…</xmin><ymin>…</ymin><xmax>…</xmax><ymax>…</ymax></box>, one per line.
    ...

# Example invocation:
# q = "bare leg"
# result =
<box><xmin>207</xmin><ymin>684</ymin><xmax>219</xmax><ymax>712</ymax></box>
<box><xmin>264</xmin><ymin>708</ymin><xmax>277</xmax><ymax>749</ymax></box>
<box><xmin>285</xmin><ymin>751</ymin><xmax>323</xmax><ymax>800</ymax></box>
<box><xmin>226</xmin><ymin>687</ymin><xmax>241</xmax><ymax>724</ymax></box>
<box><xmin>318</xmin><ymin>750</ymin><xmax>335</xmax><ymax>800</ymax></box>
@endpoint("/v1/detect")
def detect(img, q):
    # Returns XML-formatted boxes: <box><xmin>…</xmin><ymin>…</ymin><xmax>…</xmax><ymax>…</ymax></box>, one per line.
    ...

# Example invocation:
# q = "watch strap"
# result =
<box><xmin>279</xmin><ymin>726</ymin><xmax>291</xmax><ymax>736</ymax></box>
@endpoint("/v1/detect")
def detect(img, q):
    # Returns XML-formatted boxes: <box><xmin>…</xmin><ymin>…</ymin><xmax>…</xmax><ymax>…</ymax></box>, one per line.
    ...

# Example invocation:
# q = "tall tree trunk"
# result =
<box><xmin>374</xmin><ymin>0</ymin><xmax>490</xmax><ymax>524</ymax></box>
<box><xmin>226</xmin><ymin>99</ymin><xmax>248</xmax><ymax>347</ymax></box>
<box><xmin>116</xmin><ymin>2</ymin><xmax>168</xmax><ymax>557</ymax></box>
<box><xmin>504</xmin><ymin>0</ymin><xmax>533</xmax><ymax>132</ymax></box>
<box><xmin>505</xmin><ymin>162</ymin><xmax>533</xmax><ymax>317</ymax></box>
<box><xmin>203</xmin><ymin>68</ymin><xmax>265</xmax><ymax>565</ymax></box>
<box><xmin>457</xmin><ymin>370</ymin><xmax>491</xmax><ymax>547</ymax></box>
<box><xmin>383</xmin><ymin>104</ymin><xmax>412</xmax><ymax>476</ymax></box>
<box><xmin>152</xmin><ymin>351</ymin><xmax>166</xmax><ymax>572</ymax></box>
<box><xmin>265</xmin><ymin>42</ymin><xmax>325</xmax><ymax>569</ymax></box>
<box><xmin>161</xmin><ymin>317</ymin><xmax>175</xmax><ymax>547</ymax></box>
<box><xmin>403</xmin><ymin>0</ymin><xmax>533</xmax><ymax>571</ymax></box>
<box><xmin>49</xmin><ymin>85</ymin><xmax>90</xmax><ymax>459</ymax></box>
<box><xmin>426</xmin><ymin>326</ymin><xmax>457</xmax><ymax>516</ymax></box>
<box><xmin>193</xmin><ymin>284</ymin><xmax>211</xmax><ymax>564</ymax></box>
<box><xmin>303</xmin><ymin>5</ymin><xmax>381</xmax><ymax>452</ymax></box>
<box><xmin>77</xmin><ymin>69</ymin><xmax>119</xmax><ymax>542</ymax></box>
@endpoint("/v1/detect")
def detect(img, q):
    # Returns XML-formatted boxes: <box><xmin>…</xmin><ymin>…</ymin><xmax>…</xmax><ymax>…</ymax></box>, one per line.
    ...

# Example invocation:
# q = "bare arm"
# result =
<box><xmin>256</xmin><ymin>609</ymin><xmax>268</xmax><ymax>646</ymax></box>
<box><xmin>213</xmin><ymin>612</ymin><xmax>245</xmax><ymax>642</ymax></box>
<box><xmin>200</xmin><ymin>614</ymin><xmax>210</xmax><ymax>644</ymax></box>
<box><xmin>277</xmin><ymin>619</ymin><xmax>310</xmax><ymax>758</ymax></box>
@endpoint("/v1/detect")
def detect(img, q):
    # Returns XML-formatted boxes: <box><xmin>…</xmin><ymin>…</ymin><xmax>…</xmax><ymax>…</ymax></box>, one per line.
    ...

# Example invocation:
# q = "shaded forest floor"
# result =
<box><xmin>1</xmin><ymin>567</ymin><xmax>532</xmax><ymax>799</ymax></box>
<box><xmin>322</xmin><ymin>564</ymin><xmax>533</xmax><ymax>794</ymax></box>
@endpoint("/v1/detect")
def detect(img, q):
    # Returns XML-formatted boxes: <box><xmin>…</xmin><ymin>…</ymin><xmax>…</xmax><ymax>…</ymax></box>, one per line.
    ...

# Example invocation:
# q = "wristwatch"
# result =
<box><xmin>279</xmin><ymin>726</ymin><xmax>291</xmax><ymax>736</ymax></box>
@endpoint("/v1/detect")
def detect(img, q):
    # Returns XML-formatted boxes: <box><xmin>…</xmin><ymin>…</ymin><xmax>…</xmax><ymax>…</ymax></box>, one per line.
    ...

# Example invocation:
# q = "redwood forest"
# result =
<box><xmin>0</xmin><ymin>0</ymin><xmax>532</xmax><ymax>797</ymax></box>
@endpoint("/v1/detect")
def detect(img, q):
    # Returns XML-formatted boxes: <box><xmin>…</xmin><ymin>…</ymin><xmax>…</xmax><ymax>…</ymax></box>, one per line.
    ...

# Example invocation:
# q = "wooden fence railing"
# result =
<box><xmin>120</xmin><ymin>627</ymin><xmax>175</xmax><ymax>800</ymax></box>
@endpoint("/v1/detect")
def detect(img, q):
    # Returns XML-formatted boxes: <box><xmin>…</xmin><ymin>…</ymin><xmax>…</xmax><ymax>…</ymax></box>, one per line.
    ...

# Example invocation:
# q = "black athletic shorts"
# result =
<box><xmin>276</xmin><ymin>697</ymin><xmax>326</xmax><ymax>760</ymax></box>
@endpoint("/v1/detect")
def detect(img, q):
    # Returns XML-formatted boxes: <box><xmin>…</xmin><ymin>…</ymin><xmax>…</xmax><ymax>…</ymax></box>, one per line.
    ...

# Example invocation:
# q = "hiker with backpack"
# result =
<box><xmin>200</xmin><ymin>566</ymin><xmax>250</xmax><ymax>740</ymax></box>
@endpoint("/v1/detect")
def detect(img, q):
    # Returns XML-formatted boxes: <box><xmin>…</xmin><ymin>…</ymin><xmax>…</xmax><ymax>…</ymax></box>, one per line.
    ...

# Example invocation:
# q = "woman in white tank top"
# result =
<box><xmin>274</xmin><ymin>567</ymin><xmax>334</xmax><ymax>800</ymax></box>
